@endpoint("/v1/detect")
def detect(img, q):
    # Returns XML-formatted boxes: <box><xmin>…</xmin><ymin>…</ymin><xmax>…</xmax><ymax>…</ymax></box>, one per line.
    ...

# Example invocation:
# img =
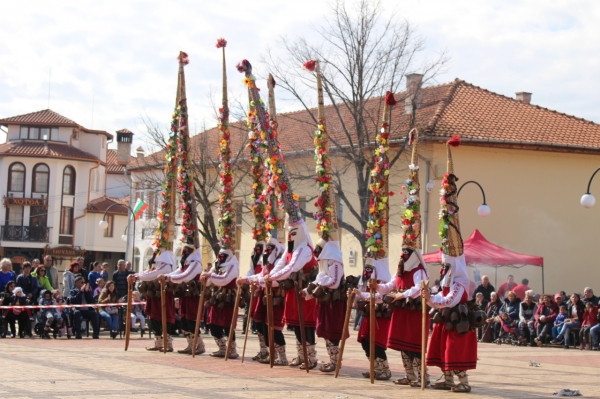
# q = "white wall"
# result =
<box><xmin>106</xmin><ymin>173</ymin><xmax>131</xmax><ymax>199</ymax></box>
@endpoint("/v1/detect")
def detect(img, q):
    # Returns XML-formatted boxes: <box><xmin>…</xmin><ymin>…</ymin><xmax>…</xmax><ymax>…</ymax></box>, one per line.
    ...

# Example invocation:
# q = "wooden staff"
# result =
<box><xmin>265</xmin><ymin>280</ymin><xmax>275</xmax><ymax>368</ymax></box>
<box><xmin>369</xmin><ymin>278</ymin><xmax>376</xmax><ymax>384</ymax></box>
<box><xmin>160</xmin><ymin>280</ymin><xmax>167</xmax><ymax>354</ymax></box>
<box><xmin>192</xmin><ymin>283</ymin><xmax>208</xmax><ymax>359</ymax></box>
<box><xmin>334</xmin><ymin>289</ymin><xmax>356</xmax><ymax>378</ymax></box>
<box><xmin>241</xmin><ymin>284</ymin><xmax>256</xmax><ymax>363</ymax></box>
<box><xmin>225</xmin><ymin>286</ymin><xmax>243</xmax><ymax>361</ymax></box>
<box><xmin>295</xmin><ymin>280</ymin><xmax>310</xmax><ymax>373</ymax></box>
<box><xmin>421</xmin><ymin>279</ymin><xmax>428</xmax><ymax>390</ymax></box>
<box><xmin>124</xmin><ymin>282</ymin><xmax>133</xmax><ymax>351</ymax></box>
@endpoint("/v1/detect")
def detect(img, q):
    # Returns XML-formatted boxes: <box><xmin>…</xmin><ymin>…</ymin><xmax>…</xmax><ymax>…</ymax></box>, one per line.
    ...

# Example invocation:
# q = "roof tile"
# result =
<box><xmin>0</xmin><ymin>141</ymin><xmax>100</xmax><ymax>162</ymax></box>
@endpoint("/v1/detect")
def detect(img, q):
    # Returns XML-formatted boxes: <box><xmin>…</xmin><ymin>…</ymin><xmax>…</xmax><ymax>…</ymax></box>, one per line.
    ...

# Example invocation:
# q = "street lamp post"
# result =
<box><xmin>99</xmin><ymin>203</ymin><xmax>136</xmax><ymax>264</ymax></box>
<box><xmin>580</xmin><ymin>167</ymin><xmax>600</xmax><ymax>208</ymax></box>
<box><xmin>457</xmin><ymin>180</ymin><xmax>491</xmax><ymax>217</ymax></box>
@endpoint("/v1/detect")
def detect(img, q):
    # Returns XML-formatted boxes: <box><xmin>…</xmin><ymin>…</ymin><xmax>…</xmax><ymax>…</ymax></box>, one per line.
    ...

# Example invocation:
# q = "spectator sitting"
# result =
<box><xmin>62</xmin><ymin>261</ymin><xmax>79</xmax><ymax>298</ymax></box>
<box><xmin>5</xmin><ymin>286</ymin><xmax>32</xmax><ymax>338</ymax></box>
<box><xmin>98</xmin><ymin>281</ymin><xmax>120</xmax><ymax>339</ymax></box>
<box><xmin>0</xmin><ymin>258</ymin><xmax>16</xmax><ymax>293</ymax></box>
<box><xmin>496</xmin><ymin>291</ymin><xmax>520</xmax><ymax>341</ymax></box>
<box><xmin>112</xmin><ymin>259</ymin><xmax>134</xmax><ymax>300</ymax></box>
<box><xmin>551</xmin><ymin>293</ymin><xmax>584</xmax><ymax>348</ymax></box>
<box><xmin>513</xmin><ymin>279</ymin><xmax>531</xmax><ymax>301</ymax></box>
<box><xmin>16</xmin><ymin>261</ymin><xmax>40</xmax><ymax>304</ymax></box>
<box><xmin>32</xmin><ymin>265</ymin><xmax>53</xmax><ymax>292</ymax></box>
<box><xmin>130</xmin><ymin>291</ymin><xmax>146</xmax><ymax>335</ymax></box>
<box><xmin>88</xmin><ymin>262</ymin><xmax>102</xmax><ymax>292</ymax></box>
<box><xmin>552</xmin><ymin>305</ymin><xmax>567</xmax><ymax>340</ymax></box>
<box><xmin>534</xmin><ymin>294</ymin><xmax>559</xmax><ymax>346</ymax></box>
<box><xmin>473</xmin><ymin>275</ymin><xmax>495</xmax><ymax>307</ymax></box>
<box><xmin>93</xmin><ymin>278</ymin><xmax>105</xmax><ymax>298</ymax></box>
<box><xmin>498</xmin><ymin>312</ymin><xmax>527</xmax><ymax>344</ymax></box>
<box><xmin>101</xmin><ymin>262</ymin><xmax>109</xmax><ymax>282</ymax></box>
<box><xmin>40</xmin><ymin>289</ymin><xmax>64</xmax><ymax>339</ymax></box>
<box><xmin>67</xmin><ymin>276</ymin><xmax>99</xmax><ymax>339</ymax></box>
<box><xmin>519</xmin><ymin>290</ymin><xmax>538</xmax><ymax>345</ymax></box>
<box><xmin>583</xmin><ymin>287</ymin><xmax>598</xmax><ymax>307</ymax></box>
<box><xmin>579</xmin><ymin>302</ymin><xmax>597</xmax><ymax>350</ymax></box>
<box><xmin>43</xmin><ymin>256</ymin><xmax>59</xmax><ymax>290</ymax></box>
<box><xmin>591</xmin><ymin>306</ymin><xmax>600</xmax><ymax>351</ymax></box>
<box><xmin>497</xmin><ymin>275</ymin><xmax>517</xmax><ymax>299</ymax></box>
<box><xmin>484</xmin><ymin>292</ymin><xmax>502</xmax><ymax>342</ymax></box>
<box><xmin>554</xmin><ymin>292</ymin><xmax>567</xmax><ymax>308</ymax></box>
<box><xmin>2</xmin><ymin>281</ymin><xmax>18</xmax><ymax>338</ymax></box>
<box><xmin>54</xmin><ymin>292</ymin><xmax>73</xmax><ymax>338</ymax></box>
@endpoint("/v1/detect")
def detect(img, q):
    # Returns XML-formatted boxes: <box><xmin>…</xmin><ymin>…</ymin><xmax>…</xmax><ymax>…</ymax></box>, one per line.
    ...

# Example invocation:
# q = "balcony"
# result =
<box><xmin>1</xmin><ymin>226</ymin><xmax>51</xmax><ymax>243</ymax></box>
<box><xmin>141</xmin><ymin>227</ymin><xmax>156</xmax><ymax>240</ymax></box>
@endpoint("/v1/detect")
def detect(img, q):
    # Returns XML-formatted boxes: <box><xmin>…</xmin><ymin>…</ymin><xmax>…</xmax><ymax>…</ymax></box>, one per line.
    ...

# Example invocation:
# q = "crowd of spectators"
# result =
<box><xmin>475</xmin><ymin>275</ymin><xmax>600</xmax><ymax>350</ymax></box>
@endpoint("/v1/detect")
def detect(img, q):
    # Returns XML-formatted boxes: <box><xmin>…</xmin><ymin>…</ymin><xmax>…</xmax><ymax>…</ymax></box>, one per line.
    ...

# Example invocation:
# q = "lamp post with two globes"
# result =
<box><xmin>98</xmin><ymin>203</ymin><xmax>136</xmax><ymax>264</ymax></box>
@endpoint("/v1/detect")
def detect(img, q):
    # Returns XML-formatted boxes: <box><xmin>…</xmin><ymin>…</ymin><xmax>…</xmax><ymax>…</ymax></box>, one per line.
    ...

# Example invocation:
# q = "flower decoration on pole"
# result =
<box><xmin>365</xmin><ymin>91</ymin><xmax>396</xmax><ymax>259</ymax></box>
<box><xmin>439</xmin><ymin>135</ymin><xmax>463</xmax><ymax>257</ymax></box>
<box><xmin>303</xmin><ymin>59</ymin><xmax>338</xmax><ymax>242</ymax></box>
<box><xmin>217</xmin><ymin>39</ymin><xmax>235</xmax><ymax>251</ymax></box>
<box><xmin>237</xmin><ymin>59</ymin><xmax>303</xmax><ymax>224</ymax></box>
<box><xmin>400</xmin><ymin>128</ymin><xmax>421</xmax><ymax>249</ymax></box>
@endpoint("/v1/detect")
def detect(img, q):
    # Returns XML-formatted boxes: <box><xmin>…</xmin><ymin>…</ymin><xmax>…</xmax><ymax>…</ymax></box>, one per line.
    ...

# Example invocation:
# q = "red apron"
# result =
<box><xmin>207</xmin><ymin>279</ymin><xmax>237</xmax><ymax>328</ymax></box>
<box><xmin>357</xmin><ymin>315</ymin><xmax>391</xmax><ymax>349</ymax></box>
<box><xmin>316</xmin><ymin>297</ymin><xmax>349</xmax><ymax>340</ymax></box>
<box><xmin>145</xmin><ymin>289</ymin><xmax>176</xmax><ymax>324</ymax></box>
<box><xmin>282</xmin><ymin>251</ymin><xmax>317</xmax><ymax>328</ymax></box>
<box><xmin>179</xmin><ymin>265</ymin><xmax>200</xmax><ymax>321</ymax></box>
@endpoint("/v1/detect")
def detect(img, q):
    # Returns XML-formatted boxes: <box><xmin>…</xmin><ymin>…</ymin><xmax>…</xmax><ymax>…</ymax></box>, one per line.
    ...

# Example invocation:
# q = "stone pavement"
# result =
<box><xmin>0</xmin><ymin>328</ymin><xmax>598</xmax><ymax>399</ymax></box>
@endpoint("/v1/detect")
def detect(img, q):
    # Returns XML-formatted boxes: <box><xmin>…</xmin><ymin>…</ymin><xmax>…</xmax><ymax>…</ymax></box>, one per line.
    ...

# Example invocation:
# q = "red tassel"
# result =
<box><xmin>269</xmin><ymin>75</ymin><xmax>276</xmax><ymax>88</ymax></box>
<box><xmin>447</xmin><ymin>135</ymin><xmax>461</xmax><ymax>147</ymax></box>
<box><xmin>216</xmin><ymin>38</ymin><xmax>227</xmax><ymax>48</ymax></box>
<box><xmin>177</xmin><ymin>52</ymin><xmax>189</xmax><ymax>65</ymax></box>
<box><xmin>385</xmin><ymin>91</ymin><xmax>397</xmax><ymax>106</ymax></box>
<box><xmin>303</xmin><ymin>60</ymin><xmax>317</xmax><ymax>72</ymax></box>
<box><xmin>408</xmin><ymin>129</ymin><xmax>415</xmax><ymax>145</ymax></box>
<box><xmin>236</xmin><ymin>59</ymin><xmax>251</xmax><ymax>73</ymax></box>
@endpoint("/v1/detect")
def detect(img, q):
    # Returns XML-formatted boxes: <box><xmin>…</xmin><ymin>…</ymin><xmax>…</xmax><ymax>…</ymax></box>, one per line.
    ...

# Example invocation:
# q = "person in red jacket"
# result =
<box><xmin>579</xmin><ymin>302</ymin><xmax>598</xmax><ymax>350</ymax></box>
<box><xmin>512</xmin><ymin>279</ymin><xmax>531</xmax><ymax>301</ymax></box>
<box><xmin>533</xmin><ymin>294</ymin><xmax>559</xmax><ymax>346</ymax></box>
<box><xmin>496</xmin><ymin>275</ymin><xmax>517</xmax><ymax>299</ymax></box>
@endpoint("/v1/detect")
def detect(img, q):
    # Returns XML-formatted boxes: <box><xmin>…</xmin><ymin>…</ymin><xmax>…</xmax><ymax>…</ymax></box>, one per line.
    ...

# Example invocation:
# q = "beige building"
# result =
<box><xmin>129</xmin><ymin>77</ymin><xmax>600</xmax><ymax>296</ymax></box>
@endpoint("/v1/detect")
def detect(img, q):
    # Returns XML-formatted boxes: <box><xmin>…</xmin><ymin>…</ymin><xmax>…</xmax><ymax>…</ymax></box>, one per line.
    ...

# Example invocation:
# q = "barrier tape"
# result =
<box><xmin>0</xmin><ymin>302</ymin><xmax>146</xmax><ymax>310</ymax></box>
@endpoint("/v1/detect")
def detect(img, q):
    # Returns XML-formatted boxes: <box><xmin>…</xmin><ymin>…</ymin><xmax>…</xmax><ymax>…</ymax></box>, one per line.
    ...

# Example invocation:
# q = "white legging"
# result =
<box><xmin>130</xmin><ymin>312</ymin><xmax>146</xmax><ymax>329</ymax></box>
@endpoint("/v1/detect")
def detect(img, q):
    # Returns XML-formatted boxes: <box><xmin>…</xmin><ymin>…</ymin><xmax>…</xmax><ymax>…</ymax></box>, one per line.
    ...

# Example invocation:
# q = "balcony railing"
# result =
<box><xmin>1</xmin><ymin>226</ymin><xmax>51</xmax><ymax>243</ymax></box>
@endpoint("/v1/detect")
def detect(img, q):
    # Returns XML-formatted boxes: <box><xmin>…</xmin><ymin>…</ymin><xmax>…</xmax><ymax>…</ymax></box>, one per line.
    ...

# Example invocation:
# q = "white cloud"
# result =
<box><xmin>1</xmin><ymin>0</ymin><xmax>599</xmax><ymax>151</ymax></box>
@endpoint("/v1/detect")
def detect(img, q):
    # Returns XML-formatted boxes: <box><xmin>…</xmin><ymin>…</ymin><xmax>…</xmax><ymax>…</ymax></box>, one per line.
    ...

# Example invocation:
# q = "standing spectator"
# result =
<box><xmin>67</xmin><ymin>276</ymin><xmax>99</xmax><ymax>339</ymax></box>
<box><xmin>125</xmin><ymin>261</ymin><xmax>132</xmax><ymax>271</ymax></box>
<box><xmin>62</xmin><ymin>261</ymin><xmax>79</xmax><ymax>298</ymax></box>
<box><xmin>513</xmin><ymin>279</ymin><xmax>531</xmax><ymax>301</ymax></box>
<box><xmin>88</xmin><ymin>262</ymin><xmax>102</xmax><ymax>292</ymax></box>
<box><xmin>519</xmin><ymin>290</ymin><xmax>537</xmax><ymax>345</ymax></box>
<box><xmin>43</xmin><ymin>256</ymin><xmax>59</xmax><ymax>290</ymax></box>
<box><xmin>552</xmin><ymin>305</ymin><xmax>567</xmax><ymax>339</ymax></box>
<box><xmin>0</xmin><ymin>258</ymin><xmax>16</xmax><ymax>292</ymax></box>
<box><xmin>579</xmin><ymin>301</ymin><xmax>597</xmax><ymax>350</ymax></box>
<box><xmin>534</xmin><ymin>294</ymin><xmax>559</xmax><ymax>346</ymax></box>
<box><xmin>552</xmin><ymin>293</ymin><xmax>584</xmax><ymax>348</ymax></box>
<box><xmin>582</xmin><ymin>287</ymin><xmax>598</xmax><ymax>306</ymax></box>
<box><xmin>112</xmin><ymin>259</ymin><xmax>133</xmax><ymax>300</ymax></box>
<box><xmin>98</xmin><ymin>281</ymin><xmax>120</xmax><ymax>339</ymax></box>
<box><xmin>497</xmin><ymin>275</ymin><xmax>517</xmax><ymax>299</ymax></box>
<box><xmin>473</xmin><ymin>275</ymin><xmax>495</xmax><ymax>304</ymax></box>
<box><xmin>32</xmin><ymin>265</ymin><xmax>53</xmax><ymax>292</ymax></box>
<box><xmin>101</xmin><ymin>263</ymin><xmax>109</xmax><ymax>282</ymax></box>
<box><xmin>16</xmin><ymin>262</ymin><xmax>40</xmax><ymax>303</ymax></box>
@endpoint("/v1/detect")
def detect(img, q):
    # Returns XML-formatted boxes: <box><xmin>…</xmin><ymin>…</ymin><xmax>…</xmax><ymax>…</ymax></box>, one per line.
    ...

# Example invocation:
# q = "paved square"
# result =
<box><xmin>0</xmin><ymin>327</ymin><xmax>597</xmax><ymax>399</ymax></box>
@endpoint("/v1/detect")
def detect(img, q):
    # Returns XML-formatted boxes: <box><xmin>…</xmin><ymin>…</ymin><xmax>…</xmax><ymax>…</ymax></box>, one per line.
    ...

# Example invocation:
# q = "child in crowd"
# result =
<box><xmin>40</xmin><ymin>290</ymin><xmax>64</xmax><ymax>338</ymax></box>
<box><xmin>579</xmin><ymin>302</ymin><xmax>598</xmax><ymax>350</ymax></box>
<box><xmin>499</xmin><ymin>311</ymin><xmax>526</xmax><ymax>343</ymax></box>
<box><xmin>94</xmin><ymin>278</ymin><xmax>105</xmax><ymax>298</ymax></box>
<box><xmin>552</xmin><ymin>305</ymin><xmax>567</xmax><ymax>339</ymax></box>
<box><xmin>130</xmin><ymin>291</ymin><xmax>146</xmax><ymax>335</ymax></box>
<box><xmin>54</xmin><ymin>291</ymin><xmax>73</xmax><ymax>338</ymax></box>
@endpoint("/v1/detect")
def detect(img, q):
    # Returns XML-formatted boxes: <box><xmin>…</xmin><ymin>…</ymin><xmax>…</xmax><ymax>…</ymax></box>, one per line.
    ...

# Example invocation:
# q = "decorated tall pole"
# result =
<box><xmin>266</xmin><ymin>75</ymin><xmax>283</xmax><ymax>238</ymax></box>
<box><xmin>303</xmin><ymin>60</ymin><xmax>339</xmax><ymax>242</ymax></box>
<box><xmin>217</xmin><ymin>38</ymin><xmax>235</xmax><ymax>252</ymax></box>
<box><xmin>237</xmin><ymin>59</ymin><xmax>303</xmax><ymax>224</ymax></box>
<box><xmin>365</xmin><ymin>92</ymin><xmax>397</xmax><ymax>260</ymax></box>
<box><xmin>400</xmin><ymin>128</ymin><xmax>421</xmax><ymax>251</ymax></box>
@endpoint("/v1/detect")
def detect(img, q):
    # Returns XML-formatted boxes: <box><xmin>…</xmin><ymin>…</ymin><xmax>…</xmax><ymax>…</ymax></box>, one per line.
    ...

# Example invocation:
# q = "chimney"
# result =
<box><xmin>136</xmin><ymin>146</ymin><xmax>145</xmax><ymax>160</ymax></box>
<box><xmin>515</xmin><ymin>92</ymin><xmax>532</xmax><ymax>104</ymax></box>
<box><xmin>115</xmin><ymin>129</ymin><xmax>133</xmax><ymax>165</ymax></box>
<box><xmin>405</xmin><ymin>73</ymin><xmax>424</xmax><ymax>114</ymax></box>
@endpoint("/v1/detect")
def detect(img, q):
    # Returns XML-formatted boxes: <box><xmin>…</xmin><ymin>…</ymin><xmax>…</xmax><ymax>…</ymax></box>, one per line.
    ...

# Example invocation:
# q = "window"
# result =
<box><xmin>30</xmin><ymin>127</ymin><xmax>40</xmax><ymax>140</ymax></box>
<box><xmin>134</xmin><ymin>247</ymin><xmax>142</xmax><ymax>272</ymax></box>
<box><xmin>18</xmin><ymin>126</ymin><xmax>58</xmax><ymax>140</ymax></box>
<box><xmin>8</xmin><ymin>163</ymin><xmax>25</xmax><ymax>192</ymax></box>
<box><xmin>19</xmin><ymin>127</ymin><xmax>28</xmax><ymax>139</ymax></box>
<box><xmin>60</xmin><ymin>207</ymin><xmax>73</xmax><ymax>235</ymax></box>
<box><xmin>103</xmin><ymin>215</ymin><xmax>114</xmax><ymax>237</ymax></box>
<box><xmin>62</xmin><ymin>166</ymin><xmax>75</xmax><ymax>195</ymax></box>
<box><xmin>32</xmin><ymin>164</ymin><xmax>49</xmax><ymax>193</ymax></box>
<box><xmin>7</xmin><ymin>206</ymin><xmax>23</xmax><ymax>226</ymax></box>
<box><xmin>29</xmin><ymin>206</ymin><xmax>47</xmax><ymax>227</ymax></box>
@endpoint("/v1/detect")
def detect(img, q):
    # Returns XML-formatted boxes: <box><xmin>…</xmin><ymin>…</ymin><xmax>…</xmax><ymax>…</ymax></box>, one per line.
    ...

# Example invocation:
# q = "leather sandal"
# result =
<box><xmin>451</xmin><ymin>383</ymin><xmax>471</xmax><ymax>393</ymax></box>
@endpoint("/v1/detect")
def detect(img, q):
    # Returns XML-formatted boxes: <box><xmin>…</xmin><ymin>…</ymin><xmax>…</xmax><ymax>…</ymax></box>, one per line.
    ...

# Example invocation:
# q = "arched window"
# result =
<box><xmin>62</xmin><ymin>166</ymin><xmax>75</xmax><ymax>195</ymax></box>
<box><xmin>32</xmin><ymin>163</ymin><xmax>49</xmax><ymax>193</ymax></box>
<box><xmin>8</xmin><ymin>163</ymin><xmax>25</xmax><ymax>192</ymax></box>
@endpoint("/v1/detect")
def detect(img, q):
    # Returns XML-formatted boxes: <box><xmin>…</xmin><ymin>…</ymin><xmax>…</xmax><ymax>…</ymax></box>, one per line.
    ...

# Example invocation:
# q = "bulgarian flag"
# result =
<box><xmin>131</xmin><ymin>198</ymin><xmax>148</xmax><ymax>221</ymax></box>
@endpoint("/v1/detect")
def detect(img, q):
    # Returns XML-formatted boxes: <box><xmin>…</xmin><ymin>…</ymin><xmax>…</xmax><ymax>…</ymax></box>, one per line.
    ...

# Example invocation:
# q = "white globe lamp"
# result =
<box><xmin>477</xmin><ymin>204</ymin><xmax>491</xmax><ymax>217</ymax></box>
<box><xmin>581</xmin><ymin>194</ymin><xmax>595</xmax><ymax>208</ymax></box>
<box><xmin>98</xmin><ymin>220</ymin><xmax>109</xmax><ymax>230</ymax></box>
<box><xmin>121</xmin><ymin>234</ymin><xmax>128</xmax><ymax>242</ymax></box>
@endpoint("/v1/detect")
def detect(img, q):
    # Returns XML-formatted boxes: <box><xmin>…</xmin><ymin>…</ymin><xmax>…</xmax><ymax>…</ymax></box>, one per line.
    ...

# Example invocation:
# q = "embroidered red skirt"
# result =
<box><xmin>426</xmin><ymin>322</ymin><xmax>478</xmax><ymax>371</ymax></box>
<box><xmin>316</xmin><ymin>300</ymin><xmax>349</xmax><ymax>341</ymax></box>
<box><xmin>179</xmin><ymin>296</ymin><xmax>199</xmax><ymax>321</ymax></box>
<box><xmin>357</xmin><ymin>316</ymin><xmax>391</xmax><ymax>348</ymax></box>
<box><xmin>252</xmin><ymin>290</ymin><xmax>284</xmax><ymax>328</ymax></box>
<box><xmin>207</xmin><ymin>303</ymin><xmax>235</xmax><ymax>328</ymax></box>
<box><xmin>145</xmin><ymin>291</ymin><xmax>175</xmax><ymax>324</ymax></box>
<box><xmin>283</xmin><ymin>289</ymin><xmax>317</xmax><ymax>328</ymax></box>
<box><xmin>387</xmin><ymin>307</ymin><xmax>430</xmax><ymax>353</ymax></box>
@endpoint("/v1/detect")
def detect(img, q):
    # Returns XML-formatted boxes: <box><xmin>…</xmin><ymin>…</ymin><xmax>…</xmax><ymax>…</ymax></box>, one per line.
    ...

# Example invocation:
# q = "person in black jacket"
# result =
<box><xmin>68</xmin><ymin>276</ymin><xmax>99</xmax><ymax>339</ymax></box>
<box><xmin>16</xmin><ymin>262</ymin><xmax>40</xmax><ymax>303</ymax></box>
<box><xmin>551</xmin><ymin>292</ymin><xmax>584</xmax><ymax>348</ymax></box>
<box><xmin>473</xmin><ymin>275</ymin><xmax>495</xmax><ymax>304</ymax></box>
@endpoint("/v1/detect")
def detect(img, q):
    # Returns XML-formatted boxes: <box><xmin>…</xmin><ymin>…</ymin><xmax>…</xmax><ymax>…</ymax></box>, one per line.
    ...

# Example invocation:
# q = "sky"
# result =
<box><xmin>1</xmin><ymin>0</ymin><xmax>599</xmax><ymax>152</ymax></box>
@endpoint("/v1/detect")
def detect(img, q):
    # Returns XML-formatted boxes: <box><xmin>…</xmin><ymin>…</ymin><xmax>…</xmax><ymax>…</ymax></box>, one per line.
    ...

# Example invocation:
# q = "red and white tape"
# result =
<box><xmin>0</xmin><ymin>302</ymin><xmax>146</xmax><ymax>310</ymax></box>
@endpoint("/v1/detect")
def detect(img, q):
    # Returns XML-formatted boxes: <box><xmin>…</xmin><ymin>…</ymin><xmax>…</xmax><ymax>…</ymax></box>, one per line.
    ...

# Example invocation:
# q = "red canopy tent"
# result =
<box><xmin>422</xmin><ymin>229</ymin><xmax>545</xmax><ymax>292</ymax></box>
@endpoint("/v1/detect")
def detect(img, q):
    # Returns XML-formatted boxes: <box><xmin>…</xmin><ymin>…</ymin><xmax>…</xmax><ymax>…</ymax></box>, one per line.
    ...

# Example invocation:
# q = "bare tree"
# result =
<box><xmin>262</xmin><ymin>0</ymin><xmax>448</xmax><ymax>256</ymax></box>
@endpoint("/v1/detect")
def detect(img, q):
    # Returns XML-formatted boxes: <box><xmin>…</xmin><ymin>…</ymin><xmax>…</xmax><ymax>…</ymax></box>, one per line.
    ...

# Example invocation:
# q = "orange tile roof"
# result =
<box><xmin>129</xmin><ymin>78</ymin><xmax>600</xmax><ymax>170</ymax></box>
<box><xmin>106</xmin><ymin>149</ymin><xmax>136</xmax><ymax>174</ymax></box>
<box><xmin>0</xmin><ymin>141</ymin><xmax>100</xmax><ymax>162</ymax></box>
<box><xmin>87</xmin><ymin>196</ymin><xmax>130</xmax><ymax>215</ymax></box>
<box><xmin>0</xmin><ymin>109</ymin><xmax>113</xmax><ymax>139</ymax></box>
